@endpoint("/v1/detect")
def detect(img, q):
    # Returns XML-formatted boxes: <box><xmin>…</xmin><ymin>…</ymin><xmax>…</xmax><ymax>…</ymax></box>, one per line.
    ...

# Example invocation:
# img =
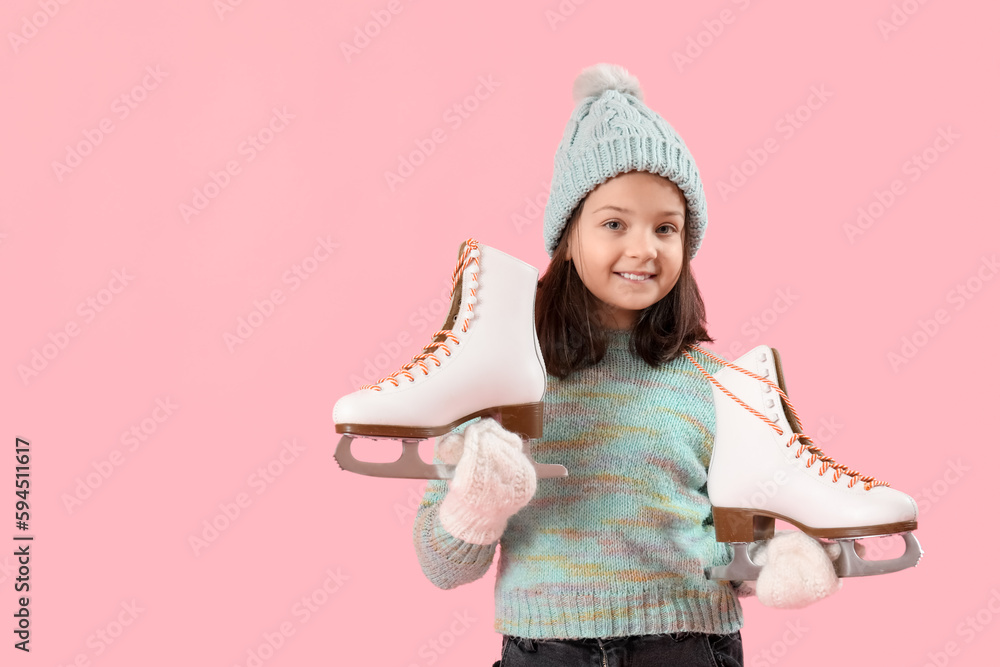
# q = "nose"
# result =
<box><xmin>625</xmin><ymin>228</ymin><xmax>658</xmax><ymax>260</ymax></box>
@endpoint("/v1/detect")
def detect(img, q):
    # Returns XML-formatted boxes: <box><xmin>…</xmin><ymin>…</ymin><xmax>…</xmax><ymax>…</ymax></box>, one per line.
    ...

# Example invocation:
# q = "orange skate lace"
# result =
<box><xmin>684</xmin><ymin>345</ymin><xmax>890</xmax><ymax>490</ymax></box>
<box><xmin>360</xmin><ymin>239</ymin><xmax>481</xmax><ymax>391</ymax></box>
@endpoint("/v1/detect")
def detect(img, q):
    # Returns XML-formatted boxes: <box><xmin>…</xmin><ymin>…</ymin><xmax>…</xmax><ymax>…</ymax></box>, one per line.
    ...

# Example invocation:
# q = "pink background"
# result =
<box><xmin>2</xmin><ymin>0</ymin><xmax>997</xmax><ymax>664</ymax></box>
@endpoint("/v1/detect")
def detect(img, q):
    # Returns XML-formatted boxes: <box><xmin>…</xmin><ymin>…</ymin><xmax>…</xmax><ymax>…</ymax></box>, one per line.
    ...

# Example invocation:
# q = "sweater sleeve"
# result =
<box><xmin>412</xmin><ymin>423</ymin><xmax>498</xmax><ymax>589</ymax></box>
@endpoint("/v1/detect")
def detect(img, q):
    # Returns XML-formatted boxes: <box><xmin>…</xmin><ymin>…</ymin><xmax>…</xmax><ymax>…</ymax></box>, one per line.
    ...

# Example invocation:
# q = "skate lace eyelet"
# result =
<box><xmin>358</xmin><ymin>240</ymin><xmax>479</xmax><ymax>392</ymax></box>
<box><xmin>684</xmin><ymin>344</ymin><xmax>894</xmax><ymax>492</ymax></box>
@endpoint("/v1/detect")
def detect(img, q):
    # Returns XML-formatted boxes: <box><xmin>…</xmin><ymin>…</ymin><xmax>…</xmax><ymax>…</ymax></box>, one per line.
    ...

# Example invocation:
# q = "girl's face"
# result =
<box><xmin>566</xmin><ymin>171</ymin><xmax>686</xmax><ymax>330</ymax></box>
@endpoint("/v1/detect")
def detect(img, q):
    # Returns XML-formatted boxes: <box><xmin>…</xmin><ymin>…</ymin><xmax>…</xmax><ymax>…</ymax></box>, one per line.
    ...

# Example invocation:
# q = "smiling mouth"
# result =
<box><xmin>616</xmin><ymin>272</ymin><xmax>655</xmax><ymax>282</ymax></box>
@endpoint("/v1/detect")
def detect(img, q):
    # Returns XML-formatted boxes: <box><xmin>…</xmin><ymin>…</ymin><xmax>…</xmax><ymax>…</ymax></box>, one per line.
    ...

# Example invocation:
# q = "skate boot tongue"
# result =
<box><xmin>688</xmin><ymin>345</ymin><xmax>889</xmax><ymax>490</ymax></box>
<box><xmin>360</xmin><ymin>239</ymin><xmax>480</xmax><ymax>391</ymax></box>
<box><xmin>441</xmin><ymin>239</ymin><xmax>481</xmax><ymax>334</ymax></box>
<box><xmin>417</xmin><ymin>240</ymin><xmax>480</xmax><ymax>354</ymax></box>
<box><xmin>770</xmin><ymin>348</ymin><xmax>887</xmax><ymax>489</ymax></box>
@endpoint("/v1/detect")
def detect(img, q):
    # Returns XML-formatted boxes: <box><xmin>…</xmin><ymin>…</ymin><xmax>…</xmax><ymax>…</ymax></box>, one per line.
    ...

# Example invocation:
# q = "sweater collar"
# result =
<box><xmin>605</xmin><ymin>329</ymin><xmax>631</xmax><ymax>350</ymax></box>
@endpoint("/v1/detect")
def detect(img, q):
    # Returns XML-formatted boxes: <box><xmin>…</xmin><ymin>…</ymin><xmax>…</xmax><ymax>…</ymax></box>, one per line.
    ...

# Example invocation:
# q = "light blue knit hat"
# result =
<box><xmin>543</xmin><ymin>63</ymin><xmax>708</xmax><ymax>259</ymax></box>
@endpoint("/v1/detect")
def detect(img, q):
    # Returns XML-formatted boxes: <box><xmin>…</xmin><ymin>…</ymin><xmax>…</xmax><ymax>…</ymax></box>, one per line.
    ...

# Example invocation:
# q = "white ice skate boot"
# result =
<box><xmin>685</xmin><ymin>345</ymin><xmax>922</xmax><ymax>581</ymax></box>
<box><xmin>333</xmin><ymin>238</ymin><xmax>568</xmax><ymax>480</ymax></box>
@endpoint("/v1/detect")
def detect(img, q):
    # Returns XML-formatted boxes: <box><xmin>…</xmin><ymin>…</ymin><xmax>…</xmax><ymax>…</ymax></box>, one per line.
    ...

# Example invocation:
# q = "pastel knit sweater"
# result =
<box><xmin>412</xmin><ymin>331</ymin><xmax>743</xmax><ymax>639</ymax></box>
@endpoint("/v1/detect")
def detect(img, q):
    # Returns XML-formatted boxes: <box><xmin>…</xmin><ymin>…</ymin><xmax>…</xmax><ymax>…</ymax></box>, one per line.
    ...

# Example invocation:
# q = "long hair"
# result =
<box><xmin>535</xmin><ymin>198</ymin><xmax>714</xmax><ymax>378</ymax></box>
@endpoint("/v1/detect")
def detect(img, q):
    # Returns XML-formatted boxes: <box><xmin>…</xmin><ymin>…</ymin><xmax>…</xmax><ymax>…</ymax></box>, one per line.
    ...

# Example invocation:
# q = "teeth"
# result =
<box><xmin>619</xmin><ymin>273</ymin><xmax>651</xmax><ymax>281</ymax></box>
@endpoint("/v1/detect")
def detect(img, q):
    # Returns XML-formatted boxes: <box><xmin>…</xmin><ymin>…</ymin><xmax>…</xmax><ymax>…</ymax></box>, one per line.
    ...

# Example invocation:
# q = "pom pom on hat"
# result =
<box><xmin>542</xmin><ymin>63</ymin><xmax>709</xmax><ymax>259</ymax></box>
<box><xmin>571</xmin><ymin>63</ymin><xmax>644</xmax><ymax>104</ymax></box>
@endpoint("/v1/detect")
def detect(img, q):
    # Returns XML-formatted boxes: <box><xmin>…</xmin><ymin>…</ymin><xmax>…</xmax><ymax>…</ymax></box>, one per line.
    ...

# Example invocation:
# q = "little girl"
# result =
<box><xmin>413</xmin><ymin>63</ymin><xmax>749</xmax><ymax>666</ymax></box>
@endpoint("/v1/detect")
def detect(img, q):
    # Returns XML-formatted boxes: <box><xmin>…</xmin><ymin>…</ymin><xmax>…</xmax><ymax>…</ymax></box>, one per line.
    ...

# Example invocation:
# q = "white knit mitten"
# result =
<box><xmin>743</xmin><ymin>531</ymin><xmax>844</xmax><ymax>608</ymax></box>
<box><xmin>438</xmin><ymin>418</ymin><xmax>537</xmax><ymax>545</ymax></box>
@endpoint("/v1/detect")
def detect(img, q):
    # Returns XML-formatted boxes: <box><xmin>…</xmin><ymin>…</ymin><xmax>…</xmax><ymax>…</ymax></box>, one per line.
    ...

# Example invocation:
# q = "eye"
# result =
<box><xmin>658</xmin><ymin>224</ymin><xmax>677</xmax><ymax>234</ymax></box>
<box><xmin>603</xmin><ymin>219</ymin><xmax>623</xmax><ymax>231</ymax></box>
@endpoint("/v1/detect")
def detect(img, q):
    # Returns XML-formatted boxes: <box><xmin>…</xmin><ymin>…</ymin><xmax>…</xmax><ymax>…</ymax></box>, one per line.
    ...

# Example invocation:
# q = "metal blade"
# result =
<box><xmin>832</xmin><ymin>532</ymin><xmax>923</xmax><ymax>578</ymax></box>
<box><xmin>334</xmin><ymin>434</ymin><xmax>570</xmax><ymax>480</ymax></box>
<box><xmin>334</xmin><ymin>435</ymin><xmax>456</xmax><ymax>479</ymax></box>
<box><xmin>706</xmin><ymin>543</ymin><xmax>762</xmax><ymax>581</ymax></box>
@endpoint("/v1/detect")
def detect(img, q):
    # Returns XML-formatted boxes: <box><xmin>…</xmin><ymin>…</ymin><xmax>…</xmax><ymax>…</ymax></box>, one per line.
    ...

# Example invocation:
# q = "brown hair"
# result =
<box><xmin>535</xmin><ymin>197</ymin><xmax>714</xmax><ymax>378</ymax></box>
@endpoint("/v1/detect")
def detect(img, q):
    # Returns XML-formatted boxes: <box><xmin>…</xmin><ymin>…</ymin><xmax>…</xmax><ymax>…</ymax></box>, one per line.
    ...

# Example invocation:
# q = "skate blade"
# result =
<box><xmin>832</xmin><ymin>531</ymin><xmax>923</xmax><ymax>578</ymax></box>
<box><xmin>517</xmin><ymin>437</ymin><xmax>569</xmax><ymax>479</ymax></box>
<box><xmin>706</xmin><ymin>543</ymin><xmax>761</xmax><ymax>581</ymax></box>
<box><xmin>706</xmin><ymin>532</ymin><xmax>924</xmax><ymax>581</ymax></box>
<box><xmin>334</xmin><ymin>435</ymin><xmax>454</xmax><ymax>479</ymax></box>
<box><xmin>334</xmin><ymin>435</ymin><xmax>569</xmax><ymax>480</ymax></box>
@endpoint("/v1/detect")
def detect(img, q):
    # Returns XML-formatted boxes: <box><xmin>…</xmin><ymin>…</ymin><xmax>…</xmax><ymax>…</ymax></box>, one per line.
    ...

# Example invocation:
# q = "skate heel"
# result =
<box><xmin>712</xmin><ymin>507</ymin><xmax>775</xmax><ymax>543</ymax></box>
<box><xmin>492</xmin><ymin>402</ymin><xmax>567</xmax><ymax>479</ymax></box>
<box><xmin>493</xmin><ymin>402</ymin><xmax>543</xmax><ymax>440</ymax></box>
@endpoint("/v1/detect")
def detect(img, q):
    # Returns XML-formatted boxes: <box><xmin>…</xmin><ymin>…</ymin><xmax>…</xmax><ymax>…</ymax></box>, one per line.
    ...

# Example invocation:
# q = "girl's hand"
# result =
<box><xmin>438</xmin><ymin>418</ymin><xmax>538</xmax><ymax>545</ymax></box>
<box><xmin>740</xmin><ymin>531</ymin><xmax>844</xmax><ymax>608</ymax></box>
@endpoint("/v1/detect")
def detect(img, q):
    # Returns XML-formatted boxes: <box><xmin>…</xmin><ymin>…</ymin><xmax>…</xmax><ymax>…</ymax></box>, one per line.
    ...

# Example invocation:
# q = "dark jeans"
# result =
<box><xmin>492</xmin><ymin>631</ymin><xmax>742</xmax><ymax>666</ymax></box>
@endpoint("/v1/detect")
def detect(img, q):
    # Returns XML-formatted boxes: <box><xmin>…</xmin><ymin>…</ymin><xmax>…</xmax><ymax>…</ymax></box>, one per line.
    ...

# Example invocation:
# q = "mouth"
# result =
<box><xmin>615</xmin><ymin>272</ymin><xmax>656</xmax><ymax>283</ymax></box>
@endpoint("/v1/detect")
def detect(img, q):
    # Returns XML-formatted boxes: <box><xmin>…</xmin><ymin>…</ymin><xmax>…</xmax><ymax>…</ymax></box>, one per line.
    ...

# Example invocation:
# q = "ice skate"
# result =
<box><xmin>684</xmin><ymin>345</ymin><xmax>922</xmax><ymax>581</ymax></box>
<box><xmin>333</xmin><ymin>239</ymin><xmax>569</xmax><ymax>480</ymax></box>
